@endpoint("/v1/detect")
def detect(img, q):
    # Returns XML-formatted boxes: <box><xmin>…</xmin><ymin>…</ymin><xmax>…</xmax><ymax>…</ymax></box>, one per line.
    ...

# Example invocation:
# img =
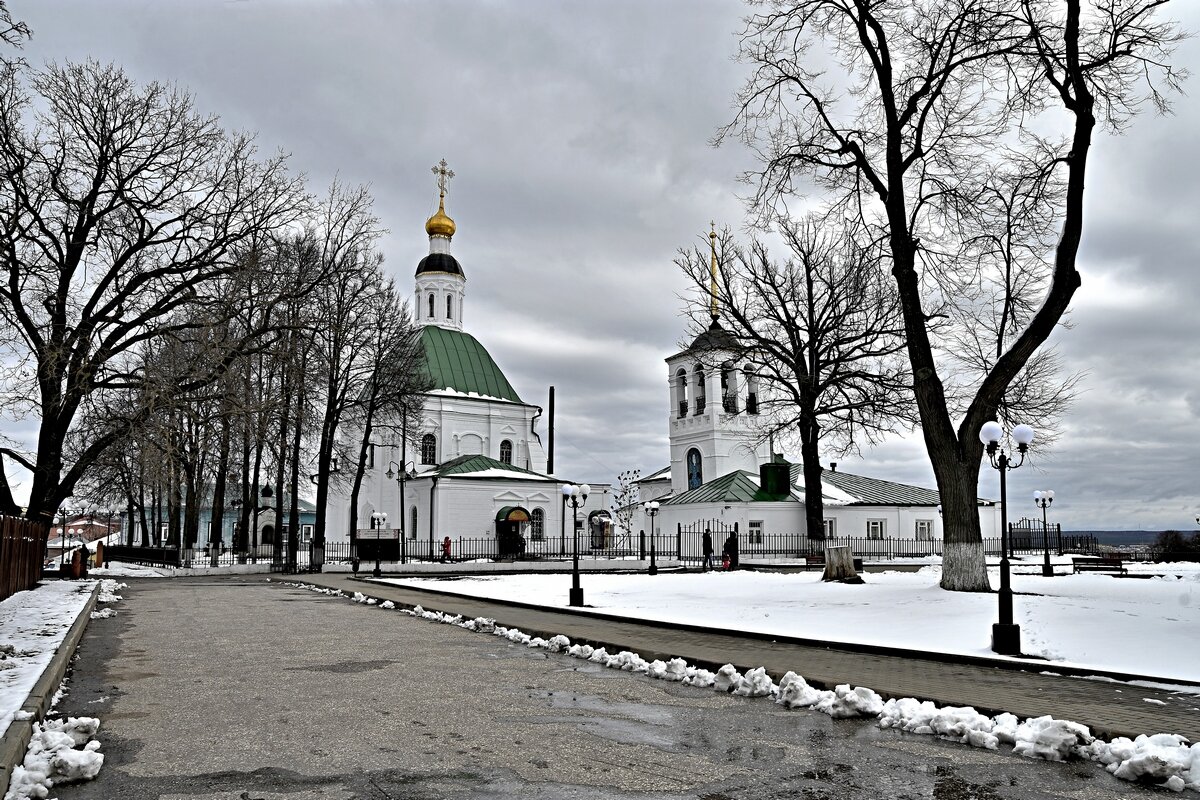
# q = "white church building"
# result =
<box><xmin>324</xmin><ymin>163</ymin><xmax>610</xmax><ymax>557</ymax></box>
<box><xmin>633</xmin><ymin>230</ymin><xmax>1001</xmax><ymax>548</ymax></box>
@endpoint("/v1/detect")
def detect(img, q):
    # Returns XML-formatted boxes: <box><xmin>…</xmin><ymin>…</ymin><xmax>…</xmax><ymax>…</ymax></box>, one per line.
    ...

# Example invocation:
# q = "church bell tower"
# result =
<box><xmin>665</xmin><ymin>224</ymin><xmax>768</xmax><ymax>495</ymax></box>
<box><xmin>415</xmin><ymin>159</ymin><xmax>466</xmax><ymax>332</ymax></box>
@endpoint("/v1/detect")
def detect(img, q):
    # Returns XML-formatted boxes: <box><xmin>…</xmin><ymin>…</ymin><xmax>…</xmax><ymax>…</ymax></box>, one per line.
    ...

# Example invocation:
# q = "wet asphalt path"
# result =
<box><xmin>52</xmin><ymin>576</ymin><xmax>1168</xmax><ymax>799</ymax></box>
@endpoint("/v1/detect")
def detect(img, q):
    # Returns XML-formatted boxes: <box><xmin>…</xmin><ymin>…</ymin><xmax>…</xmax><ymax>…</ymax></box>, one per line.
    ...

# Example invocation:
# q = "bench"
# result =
<box><xmin>1072</xmin><ymin>556</ymin><xmax>1126</xmax><ymax>575</ymax></box>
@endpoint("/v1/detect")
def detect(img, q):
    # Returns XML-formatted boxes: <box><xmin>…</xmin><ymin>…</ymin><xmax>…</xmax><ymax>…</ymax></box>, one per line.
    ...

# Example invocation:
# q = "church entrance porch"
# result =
<box><xmin>495</xmin><ymin>506</ymin><xmax>530</xmax><ymax>558</ymax></box>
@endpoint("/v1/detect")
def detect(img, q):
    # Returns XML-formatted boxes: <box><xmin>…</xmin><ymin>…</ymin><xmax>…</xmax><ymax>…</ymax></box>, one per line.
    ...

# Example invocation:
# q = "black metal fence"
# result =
<box><xmin>99</xmin><ymin>526</ymin><xmax>1101</xmax><ymax>572</ymax></box>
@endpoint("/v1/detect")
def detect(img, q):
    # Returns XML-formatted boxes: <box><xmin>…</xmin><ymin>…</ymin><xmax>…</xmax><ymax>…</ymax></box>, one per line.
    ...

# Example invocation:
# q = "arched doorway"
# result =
<box><xmin>588</xmin><ymin>510</ymin><xmax>613</xmax><ymax>549</ymax></box>
<box><xmin>495</xmin><ymin>506</ymin><xmax>530</xmax><ymax>558</ymax></box>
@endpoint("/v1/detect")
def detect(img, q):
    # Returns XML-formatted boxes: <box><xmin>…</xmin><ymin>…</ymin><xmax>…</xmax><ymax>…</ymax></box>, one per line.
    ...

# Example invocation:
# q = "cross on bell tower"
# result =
<box><xmin>417</xmin><ymin>158</ymin><xmax>466</xmax><ymax>332</ymax></box>
<box><xmin>432</xmin><ymin>158</ymin><xmax>455</xmax><ymax>199</ymax></box>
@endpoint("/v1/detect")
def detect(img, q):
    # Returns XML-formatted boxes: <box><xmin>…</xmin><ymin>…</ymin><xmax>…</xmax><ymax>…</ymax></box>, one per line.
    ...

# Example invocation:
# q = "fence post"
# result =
<box><xmin>676</xmin><ymin>523</ymin><xmax>682</xmax><ymax>562</ymax></box>
<box><xmin>639</xmin><ymin>530</ymin><xmax>645</xmax><ymax>560</ymax></box>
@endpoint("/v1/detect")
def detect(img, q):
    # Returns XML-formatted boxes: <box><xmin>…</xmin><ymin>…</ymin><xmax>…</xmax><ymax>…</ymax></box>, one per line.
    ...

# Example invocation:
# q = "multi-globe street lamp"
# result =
<box><xmin>562</xmin><ymin>483</ymin><xmax>590</xmax><ymax>606</ymax></box>
<box><xmin>1034</xmin><ymin>490</ymin><xmax>1056</xmax><ymax>577</ymax></box>
<box><xmin>979</xmin><ymin>420</ymin><xmax>1035</xmax><ymax>656</ymax></box>
<box><xmin>642</xmin><ymin>501</ymin><xmax>660</xmax><ymax>575</ymax></box>
<box><xmin>386</xmin><ymin>460</ymin><xmax>416</xmax><ymax>562</ymax></box>
<box><xmin>369</xmin><ymin>511</ymin><xmax>387</xmax><ymax>578</ymax></box>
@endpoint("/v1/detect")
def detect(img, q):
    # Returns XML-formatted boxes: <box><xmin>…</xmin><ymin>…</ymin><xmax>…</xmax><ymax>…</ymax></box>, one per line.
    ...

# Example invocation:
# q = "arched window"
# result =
<box><xmin>420</xmin><ymin>433</ymin><xmax>437</xmax><ymax>465</ymax></box>
<box><xmin>721</xmin><ymin>362</ymin><xmax>739</xmax><ymax>413</ymax></box>
<box><xmin>746</xmin><ymin>371</ymin><xmax>760</xmax><ymax>415</ymax></box>
<box><xmin>530</xmin><ymin>507</ymin><xmax>545</xmax><ymax>540</ymax></box>
<box><xmin>446</xmin><ymin>294</ymin><xmax>453</xmax><ymax>320</ymax></box>
<box><xmin>686</xmin><ymin>448</ymin><xmax>703</xmax><ymax>490</ymax></box>
<box><xmin>694</xmin><ymin>369</ymin><xmax>706</xmax><ymax>414</ymax></box>
<box><xmin>410</xmin><ymin>506</ymin><xmax>418</xmax><ymax>540</ymax></box>
<box><xmin>427</xmin><ymin>292</ymin><xmax>435</xmax><ymax>319</ymax></box>
<box><xmin>675</xmin><ymin>368</ymin><xmax>688</xmax><ymax>418</ymax></box>
<box><xmin>499</xmin><ymin>439</ymin><xmax>513</xmax><ymax>464</ymax></box>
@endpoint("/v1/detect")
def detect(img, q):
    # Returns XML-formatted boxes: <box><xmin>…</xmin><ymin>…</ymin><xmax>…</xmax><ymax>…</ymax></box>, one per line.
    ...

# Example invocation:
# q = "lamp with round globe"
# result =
<box><xmin>642</xmin><ymin>501</ymin><xmax>661</xmax><ymax>575</ymax></box>
<box><xmin>562</xmin><ymin>483</ymin><xmax>590</xmax><ymax>606</ymax></box>
<box><xmin>369</xmin><ymin>511</ymin><xmax>387</xmax><ymax>578</ymax></box>
<box><xmin>979</xmin><ymin>420</ymin><xmax>1035</xmax><ymax>655</ymax></box>
<box><xmin>1034</xmin><ymin>490</ymin><xmax>1056</xmax><ymax>577</ymax></box>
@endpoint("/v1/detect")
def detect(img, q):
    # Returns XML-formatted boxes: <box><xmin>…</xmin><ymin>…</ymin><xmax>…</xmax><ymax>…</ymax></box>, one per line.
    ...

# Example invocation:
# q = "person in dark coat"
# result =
<box><xmin>723</xmin><ymin>531</ymin><xmax>739</xmax><ymax>570</ymax></box>
<box><xmin>702</xmin><ymin>528</ymin><xmax>714</xmax><ymax>571</ymax></box>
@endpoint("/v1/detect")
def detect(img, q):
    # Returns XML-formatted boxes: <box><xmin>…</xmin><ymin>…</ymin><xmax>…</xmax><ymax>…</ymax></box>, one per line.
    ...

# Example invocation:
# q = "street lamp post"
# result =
<box><xmin>643</xmin><ymin>501</ymin><xmax>660</xmax><ymax>575</ymax></box>
<box><xmin>1034</xmin><ymin>490</ymin><xmax>1056</xmax><ymax>578</ymax></box>
<box><xmin>370</xmin><ymin>511</ymin><xmax>387</xmax><ymax>578</ymax></box>
<box><xmin>979</xmin><ymin>420</ymin><xmax>1035</xmax><ymax>655</ymax></box>
<box><xmin>562</xmin><ymin>483</ymin><xmax>590</xmax><ymax>606</ymax></box>
<box><xmin>387</xmin><ymin>460</ymin><xmax>416</xmax><ymax>564</ymax></box>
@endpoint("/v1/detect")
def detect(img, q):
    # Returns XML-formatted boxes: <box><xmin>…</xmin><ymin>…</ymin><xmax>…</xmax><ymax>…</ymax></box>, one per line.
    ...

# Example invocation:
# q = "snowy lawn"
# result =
<box><xmin>0</xmin><ymin>581</ymin><xmax>97</xmax><ymax>741</ymax></box>
<box><xmin>0</xmin><ymin>579</ymin><xmax>121</xmax><ymax>800</ymax></box>
<box><xmin>388</xmin><ymin>565</ymin><xmax>1200</xmax><ymax>682</ymax></box>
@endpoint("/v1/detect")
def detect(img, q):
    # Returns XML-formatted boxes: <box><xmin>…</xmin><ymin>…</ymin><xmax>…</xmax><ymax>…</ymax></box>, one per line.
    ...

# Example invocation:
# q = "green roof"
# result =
<box><xmin>420</xmin><ymin>326</ymin><xmax>522</xmax><ymax>403</ymax></box>
<box><xmin>663</xmin><ymin>471</ymin><xmax>788</xmax><ymax>506</ymax></box>
<box><xmin>430</xmin><ymin>454</ymin><xmax>554</xmax><ymax>481</ymax></box>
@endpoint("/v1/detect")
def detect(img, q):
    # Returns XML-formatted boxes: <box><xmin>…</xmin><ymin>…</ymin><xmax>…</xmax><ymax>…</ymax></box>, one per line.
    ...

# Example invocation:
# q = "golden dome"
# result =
<box><xmin>425</xmin><ymin>194</ymin><xmax>456</xmax><ymax>238</ymax></box>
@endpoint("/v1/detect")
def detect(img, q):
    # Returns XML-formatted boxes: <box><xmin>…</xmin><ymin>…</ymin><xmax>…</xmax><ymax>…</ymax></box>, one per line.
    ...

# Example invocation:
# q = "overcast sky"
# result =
<box><xmin>9</xmin><ymin>0</ymin><xmax>1200</xmax><ymax>531</ymax></box>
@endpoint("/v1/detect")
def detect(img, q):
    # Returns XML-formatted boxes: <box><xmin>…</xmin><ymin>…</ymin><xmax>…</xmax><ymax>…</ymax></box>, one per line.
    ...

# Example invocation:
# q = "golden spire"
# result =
<box><xmin>425</xmin><ymin>159</ymin><xmax>457</xmax><ymax>238</ymax></box>
<box><xmin>709</xmin><ymin>221</ymin><xmax>719</xmax><ymax>321</ymax></box>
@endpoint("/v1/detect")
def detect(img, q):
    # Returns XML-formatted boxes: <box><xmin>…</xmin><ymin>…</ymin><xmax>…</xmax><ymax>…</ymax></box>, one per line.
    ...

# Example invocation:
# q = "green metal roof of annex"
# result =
<box><xmin>420</xmin><ymin>326</ymin><xmax>523</xmax><ymax>404</ymax></box>
<box><xmin>427</xmin><ymin>454</ymin><xmax>555</xmax><ymax>481</ymax></box>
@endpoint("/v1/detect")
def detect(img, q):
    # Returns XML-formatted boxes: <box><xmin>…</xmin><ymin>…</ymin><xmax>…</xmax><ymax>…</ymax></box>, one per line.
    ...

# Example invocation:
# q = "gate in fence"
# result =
<box><xmin>677</xmin><ymin>519</ymin><xmax>738</xmax><ymax>564</ymax></box>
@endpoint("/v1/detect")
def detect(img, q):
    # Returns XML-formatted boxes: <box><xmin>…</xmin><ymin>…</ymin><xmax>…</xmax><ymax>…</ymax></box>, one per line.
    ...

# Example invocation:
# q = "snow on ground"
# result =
<box><xmin>88</xmin><ymin>563</ymin><xmax>167</xmax><ymax>578</ymax></box>
<box><xmin>0</xmin><ymin>579</ymin><xmax>123</xmax><ymax>800</ymax></box>
<box><xmin>386</xmin><ymin>566</ymin><xmax>1200</xmax><ymax>682</ymax></box>
<box><xmin>287</xmin><ymin>581</ymin><xmax>1200</xmax><ymax>793</ymax></box>
<box><xmin>0</xmin><ymin>581</ymin><xmax>97</xmax><ymax>741</ymax></box>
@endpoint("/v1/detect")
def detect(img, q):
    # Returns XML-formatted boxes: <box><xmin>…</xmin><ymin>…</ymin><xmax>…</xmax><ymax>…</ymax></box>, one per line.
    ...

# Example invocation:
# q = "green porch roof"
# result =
<box><xmin>420</xmin><ymin>326</ymin><xmax>522</xmax><ymax>403</ymax></box>
<box><xmin>429</xmin><ymin>454</ymin><xmax>553</xmax><ymax>481</ymax></box>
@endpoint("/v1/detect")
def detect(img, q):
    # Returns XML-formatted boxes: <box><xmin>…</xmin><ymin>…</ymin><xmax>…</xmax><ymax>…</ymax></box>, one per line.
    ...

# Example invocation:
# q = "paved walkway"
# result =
<box><xmin>53</xmin><ymin>576</ymin><xmax>1169</xmax><ymax>799</ymax></box>
<box><xmin>299</xmin><ymin>572</ymin><xmax>1200</xmax><ymax>742</ymax></box>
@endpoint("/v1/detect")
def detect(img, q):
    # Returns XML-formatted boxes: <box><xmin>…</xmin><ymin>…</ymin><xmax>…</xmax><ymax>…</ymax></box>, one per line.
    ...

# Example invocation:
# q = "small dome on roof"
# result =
<box><xmin>425</xmin><ymin>195</ymin><xmax>456</xmax><ymax>238</ymax></box>
<box><xmin>689</xmin><ymin>318</ymin><xmax>737</xmax><ymax>351</ymax></box>
<box><xmin>416</xmin><ymin>252</ymin><xmax>463</xmax><ymax>277</ymax></box>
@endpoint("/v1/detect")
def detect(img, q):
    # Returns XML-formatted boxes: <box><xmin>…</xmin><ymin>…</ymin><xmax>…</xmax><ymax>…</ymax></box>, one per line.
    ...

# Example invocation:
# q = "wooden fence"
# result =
<box><xmin>0</xmin><ymin>515</ymin><xmax>50</xmax><ymax>602</ymax></box>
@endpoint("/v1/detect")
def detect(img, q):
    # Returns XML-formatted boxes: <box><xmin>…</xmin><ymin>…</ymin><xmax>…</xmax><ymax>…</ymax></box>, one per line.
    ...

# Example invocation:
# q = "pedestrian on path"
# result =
<box><xmin>723</xmin><ymin>531</ymin><xmax>739</xmax><ymax>570</ymax></box>
<box><xmin>702</xmin><ymin>528</ymin><xmax>714</xmax><ymax>571</ymax></box>
<box><xmin>442</xmin><ymin>536</ymin><xmax>452</xmax><ymax>562</ymax></box>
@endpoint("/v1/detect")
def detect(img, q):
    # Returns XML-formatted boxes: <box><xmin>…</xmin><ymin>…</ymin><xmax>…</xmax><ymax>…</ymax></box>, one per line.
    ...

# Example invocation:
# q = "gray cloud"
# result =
<box><xmin>6</xmin><ymin>1</ymin><xmax>1200</xmax><ymax>531</ymax></box>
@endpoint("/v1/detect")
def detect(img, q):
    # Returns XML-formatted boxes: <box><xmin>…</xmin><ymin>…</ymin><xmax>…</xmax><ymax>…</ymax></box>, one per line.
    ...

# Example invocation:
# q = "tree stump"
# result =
<box><xmin>822</xmin><ymin>545</ymin><xmax>863</xmax><ymax>584</ymax></box>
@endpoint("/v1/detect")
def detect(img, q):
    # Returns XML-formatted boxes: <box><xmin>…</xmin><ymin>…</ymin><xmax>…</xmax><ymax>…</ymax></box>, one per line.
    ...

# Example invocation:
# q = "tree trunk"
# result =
<box><xmin>798</xmin><ymin>417</ymin><xmax>824</xmax><ymax>540</ymax></box>
<box><xmin>822</xmin><ymin>545</ymin><xmax>862</xmax><ymax>583</ymax></box>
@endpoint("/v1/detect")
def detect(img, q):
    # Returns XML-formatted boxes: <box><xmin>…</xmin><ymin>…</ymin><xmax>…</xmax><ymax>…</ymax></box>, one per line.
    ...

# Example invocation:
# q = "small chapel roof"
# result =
<box><xmin>429</xmin><ymin>454</ymin><xmax>555</xmax><ymax>481</ymax></box>
<box><xmin>420</xmin><ymin>326</ymin><xmax>523</xmax><ymax>404</ymax></box>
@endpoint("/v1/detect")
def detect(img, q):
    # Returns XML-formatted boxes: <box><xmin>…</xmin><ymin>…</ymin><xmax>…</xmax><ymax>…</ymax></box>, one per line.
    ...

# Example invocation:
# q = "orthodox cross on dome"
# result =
<box><xmin>709</xmin><ymin>221</ymin><xmax>719</xmax><ymax>322</ymax></box>
<box><xmin>432</xmin><ymin>159</ymin><xmax>455</xmax><ymax>198</ymax></box>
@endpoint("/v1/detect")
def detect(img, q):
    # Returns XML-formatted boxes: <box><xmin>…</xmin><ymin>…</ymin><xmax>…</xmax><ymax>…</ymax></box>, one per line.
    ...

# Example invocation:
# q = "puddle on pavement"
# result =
<box><xmin>520</xmin><ymin>689</ymin><xmax>684</xmax><ymax>750</ymax></box>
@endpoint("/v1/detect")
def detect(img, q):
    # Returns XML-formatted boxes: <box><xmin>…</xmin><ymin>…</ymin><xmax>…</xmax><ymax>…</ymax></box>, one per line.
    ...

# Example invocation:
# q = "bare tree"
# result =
<box><xmin>609</xmin><ymin>469</ymin><xmax>641</xmax><ymax>540</ymax></box>
<box><xmin>0</xmin><ymin>60</ymin><xmax>306</xmax><ymax>524</ymax></box>
<box><xmin>720</xmin><ymin>0</ymin><xmax>1185</xmax><ymax>590</ymax></box>
<box><xmin>678</xmin><ymin>221</ymin><xmax>911</xmax><ymax>539</ymax></box>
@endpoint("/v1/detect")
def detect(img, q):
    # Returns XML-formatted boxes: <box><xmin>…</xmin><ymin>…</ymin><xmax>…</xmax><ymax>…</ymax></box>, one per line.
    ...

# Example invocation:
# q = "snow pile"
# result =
<box><xmin>879</xmin><ymin>699</ymin><xmax>1001</xmax><ymax>748</ymax></box>
<box><xmin>713</xmin><ymin>664</ymin><xmax>742</xmax><ymax>693</ymax></box>
<box><xmin>1012</xmin><ymin>715</ymin><xmax>1093</xmax><ymax>761</ymax></box>
<box><xmin>1085</xmin><ymin>733</ymin><xmax>1200</xmax><ymax>791</ymax></box>
<box><xmin>96</xmin><ymin>581</ymin><xmax>126</xmax><ymax>604</ymax></box>
<box><xmin>4</xmin><ymin>717</ymin><xmax>103</xmax><ymax>800</ymax></box>
<box><xmin>776</xmin><ymin>671</ymin><xmax>825</xmax><ymax>709</ymax></box>
<box><xmin>733</xmin><ymin>667</ymin><xmax>776</xmax><ymax>697</ymax></box>
<box><xmin>89</xmin><ymin>608</ymin><xmax>116</xmax><ymax>620</ymax></box>
<box><xmin>814</xmin><ymin>684</ymin><xmax>885</xmax><ymax>719</ymax></box>
<box><xmin>380</xmin><ymin>601</ymin><xmax>395</xmax><ymax>610</ymax></box>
